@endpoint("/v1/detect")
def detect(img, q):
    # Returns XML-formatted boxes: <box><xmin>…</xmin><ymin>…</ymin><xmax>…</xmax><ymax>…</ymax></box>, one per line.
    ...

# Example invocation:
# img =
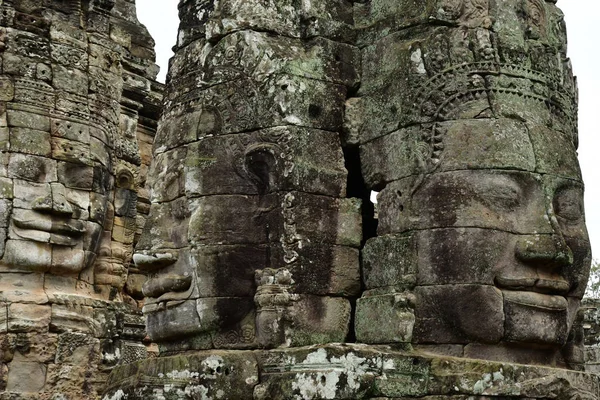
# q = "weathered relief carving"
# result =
<box><xmin>354</xmin><ymin>0</ymin><xmax>589</xmax><ymax>369</ymax></box>
<box><xmin>0</xmin><ymin>0</ymin><xmax>162</xmax><ymax>397</ymax></box>
<box><xmin>106</xmin><ymin>0</ymin><xmax>600</xmax><ymax>399</ymax></box>
<box><xmin>136</xmin><ymin>8</ymin><xmax>362</xmax><ymax>353</ymax></box>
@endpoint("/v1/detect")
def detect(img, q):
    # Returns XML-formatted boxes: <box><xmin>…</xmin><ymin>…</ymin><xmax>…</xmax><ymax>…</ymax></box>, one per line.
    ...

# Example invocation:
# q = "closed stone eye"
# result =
<box><xmin>480</xmin><ymin>185</ymin><xmax>522</xmax><ymax>210</ymax></box>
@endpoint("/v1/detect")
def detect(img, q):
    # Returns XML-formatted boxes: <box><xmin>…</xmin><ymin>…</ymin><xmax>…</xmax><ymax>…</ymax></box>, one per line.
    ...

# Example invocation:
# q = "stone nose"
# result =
<box><xmin>515</xmin><ymin>233</ymin><xmax>573</xmax><ymax>271</ymax></box>
<box><xmin>31</xmin><ymin>183</ymin><xmax>73</xmax><ymax>216</ymax></box>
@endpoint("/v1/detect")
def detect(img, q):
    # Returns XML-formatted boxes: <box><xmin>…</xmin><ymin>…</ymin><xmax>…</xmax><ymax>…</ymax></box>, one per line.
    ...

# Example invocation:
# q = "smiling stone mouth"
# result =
<box><xmin>13</xmin><ymin>217</ymin><xmax>85</xmax><ymax>235</ymax></box>
<box><xmin>494</xmin><ymin>276</ymin><xmax>570</xmax><ymax>311</ymax></box>
<box><xmin>143</xmin><ymin>274</ymin><xmax>193</xmax><ymax>298</ymax></box>
<box><xmin>143</xmin><ymin>272</ymin><xmax>196</xmax><ymax>307</ymax></box>
<box><xmin>494</xmin><ymin>276</ymin><xmax>570</xmax><ymax>296</ymax></box>
<box><xmin>502</xmin><ymin>290</ymin><xmax>568</xmax><ymax>311</ymax></box>
<box><xmin>12</xmin><ymin>216</ymin><xmax>85</xmax><ymax>246</ymax></box>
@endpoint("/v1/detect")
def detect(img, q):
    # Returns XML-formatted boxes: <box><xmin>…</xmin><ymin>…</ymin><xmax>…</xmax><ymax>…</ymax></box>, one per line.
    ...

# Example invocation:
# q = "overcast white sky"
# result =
<box><xmin>136</xmin><ymin>0</ymin><xmax>600</xmax><ymax>259</ymax></box>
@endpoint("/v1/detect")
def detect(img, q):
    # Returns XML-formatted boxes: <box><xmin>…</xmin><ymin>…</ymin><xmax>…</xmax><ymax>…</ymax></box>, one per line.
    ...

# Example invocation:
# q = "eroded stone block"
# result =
<box><xmin>7</xmin><ymin>303</ymin><xmax>51</xmax><ymax>333</ymax></box>
<box><xmin>362</xmin><ymin>234</ymin><xmax>417</xmax><ymax>290</ymax></box>
<box><xmin>6</xmin><ymin>360</ymin><xmax>46</xmax><ymax>392</ymax></box>
<box><xmin>355</xmin><ymin>292</ymin><xmax>415</xmax><ymax>344</ymax></box>
<box><xmin>104</xmin><ymin>351</ymin><xmax>259</xmax><ymax>400</ymax></box>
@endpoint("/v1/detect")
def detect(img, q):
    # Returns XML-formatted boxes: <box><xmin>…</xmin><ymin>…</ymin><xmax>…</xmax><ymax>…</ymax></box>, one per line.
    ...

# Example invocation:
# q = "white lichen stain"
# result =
<box><xmin>201</xmin><ymin>355</ymin><xmax>226</xmax><ymax>380</ymax></box>
<box><xmin>102</xmin><ymin>389</ymin><xmax>126</xmax><ymax>400</ymax></box>
<box><xmin>382</xmin><ymin>359</ymin><xmax>395</xmax><ymax>370</ymax></box>
<box><xmin>290</xmin><ymin>348</ymin><xmax>372</xmax><ymax>399</ymax></box>
<box><xmin>183</xmin><ymin>385</ymin><xmax>210</xmax><ymax>399</ymax></box>
<box><xmin>246</xmin><ymin>375</ymin><xmax>259</xmax><ymax>385</ymax></box>
<box><xmin>473</xmin><ymin>373</ymin><xmax>492</xmax><ymax>394</ymax></box>
<box><xmin>472</xmin><ymin>368</ymin><xmax>506</xmax><ymax>394</ymax></box>
<box><xmin>410</xmin><ymin>48</ymin><xmax>427</xmax><ymax>75</ymax></box>
<box><xmin>292</xmin><ymin>371</ymin><xmax>339</xmax><ymax>399</ymax></box>
<box><xmin>285</xmin><ymin>115</ymin><xmax>303</xmax><ymax>125</ymax></box>
<box><xmin>151</xmin><ymin>388</ymin><xmax>166</xmax><ymax>400</ymax></box>
<box><xmin>166</xmin><ymin>370</ymin><xmax>201</xmax><ymax>380</ymax></box>
<box><xmin>493</xmin><ymin>370</ymin><xmax>505</xmax><ymax>382</ymax></box>
<box><xmin>379</xmin><ymin>358</ymin><xmax>395</xmax><ymax>381</ymax></box>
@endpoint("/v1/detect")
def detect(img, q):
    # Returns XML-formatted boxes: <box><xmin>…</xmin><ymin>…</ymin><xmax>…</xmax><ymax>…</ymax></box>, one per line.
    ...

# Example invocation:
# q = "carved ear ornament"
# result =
<box><xmin>525</xmin><ymin>0</ymin><xmax>547</xmax><ymax>39</ymax></box>
<box><xmin>115</xmin><ymin>161</ymin><xmax>138</xmax><ymax>189</ymax></box>
<box><xmin>244</xmin><ymin>143</ymin><xmax>280</xmax><ymax>193</ymax></box>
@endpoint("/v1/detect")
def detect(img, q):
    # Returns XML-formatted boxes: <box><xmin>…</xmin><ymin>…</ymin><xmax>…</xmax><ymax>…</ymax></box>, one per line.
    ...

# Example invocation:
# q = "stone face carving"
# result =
<box><xmin>136</xmin><ymin>0</ymin><xmax>590</xmax><ymax>367</ymax></box>
<box><xmin>136</xmin><ymin>6</ymin><xmax>363</xmax><ymax>353</ymax></box>
<box><xmin>107</xmin><ymin>0</ymin><xmax>598</xmax><ymax>398</ymax></box>
<box><xmin>0</xmin><ymin>0</ymin><xmax>162</xmax><ymax>397</ymax></box>
<box><xmin>353</xmin><ymin>0</ymin><xmax>589</xmax><ymax>369</ymax></box>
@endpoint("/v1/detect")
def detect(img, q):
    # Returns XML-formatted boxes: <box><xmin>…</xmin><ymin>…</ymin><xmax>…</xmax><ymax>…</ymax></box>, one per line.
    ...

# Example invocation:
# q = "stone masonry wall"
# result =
<box><xmin>0</xmin><ymin>0</ymin><xmax>162</xmax><ymax>398</ymax></box>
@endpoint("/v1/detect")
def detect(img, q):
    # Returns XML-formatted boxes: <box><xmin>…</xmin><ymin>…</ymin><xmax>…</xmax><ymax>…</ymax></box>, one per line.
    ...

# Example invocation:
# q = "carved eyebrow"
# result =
<box><xmin>477</xmin><ymin>174</ymin><xmax>523</xmax><ymax>193</ymax></box>
<box><xmin>436</xmin><ymin>171</ymin><xmax>524</xmax><ymax>194</ymax></box>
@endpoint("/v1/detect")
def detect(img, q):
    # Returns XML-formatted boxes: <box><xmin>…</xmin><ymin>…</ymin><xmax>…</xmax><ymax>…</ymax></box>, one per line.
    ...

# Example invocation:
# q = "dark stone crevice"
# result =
<box><xmin>343</xmin><ymin>145</ymin><xmax>377</xmax><ymax>246</ymax></box>
<box><xmin>342</xmin><ymin>144</ymin><xmax>376</xmax><ymax>344</ymax></box>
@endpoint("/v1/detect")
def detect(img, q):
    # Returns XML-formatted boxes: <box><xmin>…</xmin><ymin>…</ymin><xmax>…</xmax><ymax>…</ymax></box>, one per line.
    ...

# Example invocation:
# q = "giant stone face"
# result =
<box><xmin>373</xmin><ymin>125</ymin><xmax>590</xmax><ymax>363</ymax></box>
<box><xmin>352</xmin><ymin>0</ymin><xmax>591</xmax><ymax>367</ymax></box>
<box><xmin>2</xmin><ymin>112</ymin><xmax>111</xmax><ymax>276</ymax></box>
<box><xmin>0</xmin><ymin>1</ymin><xmax>146</xmax><ymax>304</ymax></box>
<box><xmin>136</xmin><ymin>15</ymin><xmax>362</xmax><ymax>351</ymax></box>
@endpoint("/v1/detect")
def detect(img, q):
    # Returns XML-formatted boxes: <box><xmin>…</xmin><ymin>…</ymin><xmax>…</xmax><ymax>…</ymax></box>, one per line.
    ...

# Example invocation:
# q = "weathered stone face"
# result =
<box><xmin>136</xmin><ymin>0</ymin><xmax>362</xmax><ymax>352</ymax></box>
<box><xmin>0</xmin><ymin>2</ymin><xmax>114</xmax><ymax>300</ymax></box>
<box><xmin>2</xmin><ymin>117</ymin><xmax>110</xmax><ymax>276</ymax></box>
<box><xmin>354</xmin><ymin>0</ymin><xmax>590</xmax><ymax>367</ymax></box>
<box><xmin>0</xmin><ymin>0</ymin><xmax>162</xmax><ymax>397</ymax></box>
<box><xmin>406</xmin><ymin>164</ymin><xmax>590</xmax><ymax>349</ymax></box>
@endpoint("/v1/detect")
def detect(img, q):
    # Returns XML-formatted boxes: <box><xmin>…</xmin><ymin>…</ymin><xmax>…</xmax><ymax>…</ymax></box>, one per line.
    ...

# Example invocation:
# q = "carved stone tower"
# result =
<box><xmin>104</xmin><ymin>0</ymin><xmax>600</xmax><ymax>399</ymax></box>
<box><xmin>0</xmin><ymin>0</ymin><xmax>162</xmax><ymax>397</ymax></box>
<box><xmin>0</xmin><ymin>0</ymin><xmax>592</xmax><ymax>398</ymax></box>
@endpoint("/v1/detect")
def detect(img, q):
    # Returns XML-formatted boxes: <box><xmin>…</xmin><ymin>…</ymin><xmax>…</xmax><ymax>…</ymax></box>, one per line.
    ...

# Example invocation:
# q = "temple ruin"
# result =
<box><xmin>1</xmin><ymin>0</ymin><xmax>599</xmax><ymax>399</ymax></box>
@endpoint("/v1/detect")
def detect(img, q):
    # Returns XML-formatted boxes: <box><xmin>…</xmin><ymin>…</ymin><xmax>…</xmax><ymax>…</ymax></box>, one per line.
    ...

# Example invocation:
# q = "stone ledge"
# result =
<box><xmin>103</xmin><ymin>344</ymin><xmax>600</xmax><ymax>400</ymax></box>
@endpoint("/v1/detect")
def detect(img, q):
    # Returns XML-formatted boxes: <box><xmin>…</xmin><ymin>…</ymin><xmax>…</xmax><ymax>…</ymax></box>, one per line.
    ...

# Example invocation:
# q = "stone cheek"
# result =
<box><xmin>0</xmin><ymin>0</ymin><xmax>162</xmax><ymax>398</ymax></box>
